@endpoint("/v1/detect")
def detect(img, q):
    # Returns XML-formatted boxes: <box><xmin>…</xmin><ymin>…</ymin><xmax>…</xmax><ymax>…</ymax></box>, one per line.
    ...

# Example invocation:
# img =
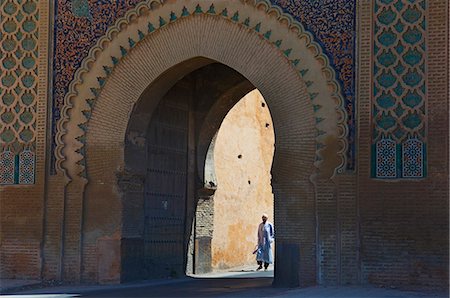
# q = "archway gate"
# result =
<box><xmin>45</xmin><ymin>0</ymin><xmax>357</xmax><ymax>287</ymax></box>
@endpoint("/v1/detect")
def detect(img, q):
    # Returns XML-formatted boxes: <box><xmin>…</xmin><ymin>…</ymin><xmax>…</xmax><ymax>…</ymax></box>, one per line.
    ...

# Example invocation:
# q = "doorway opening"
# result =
<box><xmin>118</xmin><ymin>50</ymin><xmax>320</xmax><ymax>287</ymax></box>
<box><xmin>191</xmin><ymin>89</ymin><xmax>275</xmax><ymax>279</ymax></box>
<box><xmin>124</xmin><ymin>61</ymin><xmax>268</xmax><ymax>280</ymax></box>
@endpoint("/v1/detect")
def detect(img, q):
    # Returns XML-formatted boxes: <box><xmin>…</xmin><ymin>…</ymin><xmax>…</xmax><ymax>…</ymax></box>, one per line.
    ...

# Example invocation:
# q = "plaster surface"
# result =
<box><xmin>212</xmin><ymin>90</ymin><xmax>274</xmax><ymax>269</ymax></box>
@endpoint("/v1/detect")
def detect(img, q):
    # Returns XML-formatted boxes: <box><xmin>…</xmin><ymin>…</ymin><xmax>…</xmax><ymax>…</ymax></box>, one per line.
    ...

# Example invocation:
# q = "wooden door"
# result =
<box><xmin>144</xmin><ymin>88</ymin><xmax>189</xmax><ymax>278</ymax></box>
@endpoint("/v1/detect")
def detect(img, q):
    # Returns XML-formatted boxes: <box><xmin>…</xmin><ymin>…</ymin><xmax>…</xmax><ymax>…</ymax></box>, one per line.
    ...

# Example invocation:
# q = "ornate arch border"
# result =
<box><xmin>54</xmin><ymin>0</ymin><xmax>349</xmax><ymax>181</ymax></box>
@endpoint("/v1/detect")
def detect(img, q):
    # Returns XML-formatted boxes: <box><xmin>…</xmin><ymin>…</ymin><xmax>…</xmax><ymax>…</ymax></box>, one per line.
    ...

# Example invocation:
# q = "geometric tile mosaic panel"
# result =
<box><xmin>19</xmin><ymin>149</ymin><xmax>35</xmax><ymax>184</ymax></box>
<box><xmin>402</xmin><ymin>137</ymin><xmax>424</xmax><ymax>178</ymax></box>
<box><xmin>0</xmin><ymin>151</ymin><xmax>15</xmax><ymax>185</ymax></box>
<box><xmin>0</xmin><ymin>149</ymin><xmax>35</xmax><ymax>185</ymax></box>
<box><xmin>0</xmin><ymin>0</ymin><xmax>38</xmax><ymax>185</ymax></box>
<box><xmin>372</xmin><ymin>0</ymin><xmax>427</xmax><ymax>179</ymax></box>
<box><xmin>270</xmin><ymin>0</ymin><xmax>357</xmax><ymax>169</ymax></box>
<box><xmin>375</xmin><ymin>138</ymin><xmax>397</xmax><ymax>178</ymax></box>
<box><xmin>52</xmin><ymin>0</ymin><xmax>357</xmax><ymax>171</ymax></box>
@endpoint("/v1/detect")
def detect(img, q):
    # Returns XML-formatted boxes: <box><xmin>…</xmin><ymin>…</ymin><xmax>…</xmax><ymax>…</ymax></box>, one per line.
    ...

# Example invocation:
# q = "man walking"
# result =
<box><xmin>256</xmin><ymin>213</ymin><xmax>274</xmax><ymax>271</ymax></box>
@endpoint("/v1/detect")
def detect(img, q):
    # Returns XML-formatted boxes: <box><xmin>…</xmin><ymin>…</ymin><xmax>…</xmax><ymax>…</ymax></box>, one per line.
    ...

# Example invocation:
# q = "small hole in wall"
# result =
<box><xmin>265</xmin><ymin>123</ymin><xmax>270</xmax><ymax>128</ymax></box>
<box><xmin>238</xmin><ymin>154</ymin><xmax>242</xmax><ymax>159</ymax></box>
<box><xmin>248</xmin><ymin>180</ymin><xmax>251</xmax><ymax>185</ymax></box>
<box><xmin>261</xmin><ymin>102</ymin><xmax>266</xmax><ymax>107</ymax></box>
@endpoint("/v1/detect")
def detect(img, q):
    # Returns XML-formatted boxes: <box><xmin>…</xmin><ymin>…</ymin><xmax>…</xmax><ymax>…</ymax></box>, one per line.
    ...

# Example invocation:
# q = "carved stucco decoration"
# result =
<box><xmin>55</xmin><ymin>0</ymin><xmax>349</xmax><ymax>185</ymax></box>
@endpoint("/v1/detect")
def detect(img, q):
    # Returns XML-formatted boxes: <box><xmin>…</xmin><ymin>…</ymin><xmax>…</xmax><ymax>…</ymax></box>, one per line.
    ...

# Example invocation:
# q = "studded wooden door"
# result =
<box><xmin>144</xmin><ymin>88</ymin><xmax>189</xmax><ymax>278</ymax></box>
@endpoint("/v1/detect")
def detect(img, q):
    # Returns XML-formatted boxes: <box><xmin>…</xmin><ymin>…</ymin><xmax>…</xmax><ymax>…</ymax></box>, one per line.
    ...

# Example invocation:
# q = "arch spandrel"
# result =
<box><xmin>57</xmin><ymin>0</ymin><xmax>348</xmax><ymax>185</ymax></box>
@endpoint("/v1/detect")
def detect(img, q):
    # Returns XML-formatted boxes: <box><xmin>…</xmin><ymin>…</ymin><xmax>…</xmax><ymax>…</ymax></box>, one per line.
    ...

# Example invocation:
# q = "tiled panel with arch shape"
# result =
<box><xmin>0</xmin><ymin>0</ymin><xmax>38</xmax><ymax>185</ymax></box>
<box><xmin>51</xmin><ymin>0</ymin><xmax>357</xmax><ymax>172</ymax></box>
<box><xmin>372</xmin><ymin>0</ymin><xmax>426</xmax><ymax>179</ymax></box>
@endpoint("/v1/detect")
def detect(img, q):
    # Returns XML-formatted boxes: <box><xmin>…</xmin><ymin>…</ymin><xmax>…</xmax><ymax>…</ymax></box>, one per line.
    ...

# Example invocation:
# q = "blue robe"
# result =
<box><xmin>256</xmin><ymin>221</ymin><xmax>274</xmax><ymax>264</ymax></box>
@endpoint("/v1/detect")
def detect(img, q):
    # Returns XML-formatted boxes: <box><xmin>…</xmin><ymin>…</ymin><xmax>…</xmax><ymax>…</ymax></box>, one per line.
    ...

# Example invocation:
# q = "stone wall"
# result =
<box><xmin>211</xmin><ymin>90</ymin><xmax>274</xmax><ymax>270</ymax></box>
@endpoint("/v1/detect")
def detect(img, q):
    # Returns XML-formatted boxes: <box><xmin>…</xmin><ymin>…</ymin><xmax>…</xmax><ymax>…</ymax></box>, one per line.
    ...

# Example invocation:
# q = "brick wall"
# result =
<box><xmin>0</xmin><ymin>0</ymin><xmax>49</xmax><ymax>280</ymax></box>
<box><xmin>0</xmin><ymin>241</ymin><xmax>41</xmax><ymax>279</ymax></box>
<box><xmin>42</xmin><ymin>175</ymin><xmax>65</xmax><ymax>280</ymax></box>
<box><xmin>0</xmin><ymin>185</ymin><xmax>45</xmax><ymax>280</ymax></box>
<box><xmin>1</xmin><ymin>0</ymin><xmax>446</xmax><ymax>288</ymax></box>
<box><xmin>74</xmin><ymin>13</ymin><xmax>320</xmax><ymax>287</ymax></box>
<box><xmin>315</xmin><ymin>175</ymin><xmax>359</xmax><ymax>286</ymax></box>
<box><xmin>357</xmin><ymin>0</ymin><xmax>449</xmax><ymax>288</ymax></box>
<box><xmin>336</xmin><ymin>174</ymin><xmax>359</xmax><ymax>284</ymax></box>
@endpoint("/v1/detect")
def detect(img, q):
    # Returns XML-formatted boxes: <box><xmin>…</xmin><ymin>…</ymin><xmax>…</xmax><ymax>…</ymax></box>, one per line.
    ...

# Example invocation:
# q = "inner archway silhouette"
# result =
<box><xmin>123</xmin><ymin>62</ymin><xmax>261</xmax><ymax>279</ymax></box>
<box><xmin>206</xmin><ymin>89</ymin><xmax>275</xmax><ymax>275</ymax></box>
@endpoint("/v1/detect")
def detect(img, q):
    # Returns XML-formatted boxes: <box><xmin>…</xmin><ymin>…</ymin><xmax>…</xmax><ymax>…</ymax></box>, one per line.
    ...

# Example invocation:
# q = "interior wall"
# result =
<box><xmin>211</xmin><ymin>90</ymin><xmax>275</xmax><ymax>270</ymax></box>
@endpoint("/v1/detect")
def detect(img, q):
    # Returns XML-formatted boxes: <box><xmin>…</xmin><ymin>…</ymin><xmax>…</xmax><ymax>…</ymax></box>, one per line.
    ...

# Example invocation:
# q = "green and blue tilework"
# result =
<box><xmin>372</xmin><ymin>0</ymin><xmax>426</xmax><ymax>179</ymax></box>
<box><xmin>51</xmin><ymin>0</ymin><xmax>357</xmax><ymax>172</ymax></box>
<box><xmin>273</xmin><ymin>0</ymin><xmax>356</xmax><ymax>170</ymax></box>
<box><xmin>71</xmin><ymin>0</ymin><xmax>91</xmax><ymax>19</ymax></box>
<box><xmin>0</xmin><ymin>151</ymin><xmax>16</xmax><ymax>184</ymax></box>
<box><xmin>0</xmin><ymin>0</ymin><xmax>38</xmax><ymax>185</ymax></box>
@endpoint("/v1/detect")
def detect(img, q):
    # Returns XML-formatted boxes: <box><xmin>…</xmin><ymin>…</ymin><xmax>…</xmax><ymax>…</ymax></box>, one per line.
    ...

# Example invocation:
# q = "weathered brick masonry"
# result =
<box><xmin>357</xmin><ymin>0</ymin><xmax>449</xmax><ymax>288</ymax></box>
<box><xmin>0</xmin><ymin>0</ymin><xmax>49</xmax><ymax>280</ymax></box>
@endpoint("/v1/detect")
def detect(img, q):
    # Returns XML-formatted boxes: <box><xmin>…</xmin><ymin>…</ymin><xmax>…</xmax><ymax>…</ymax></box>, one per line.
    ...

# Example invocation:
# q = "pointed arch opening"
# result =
<box><xmin>56</xmin><ymin>3</ymin><xmax>348</xmax><ymax>286</ymax></box>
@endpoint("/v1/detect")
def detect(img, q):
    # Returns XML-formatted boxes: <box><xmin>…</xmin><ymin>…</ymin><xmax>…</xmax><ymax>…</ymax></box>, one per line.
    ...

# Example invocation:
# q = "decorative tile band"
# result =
<box><xmin>375</xmin><ymin>138</ymin><xmax>397</xmax><ymax>178</ymax></box>
<box><xmin>0</xmin><ymin>149</ymin><xmax>35</xmax><ymax>185</ymax></box>
<box><xmin>271</xmin><ymin>0</ymin><xmax>356</xmax><ymax>169</ymax></box>
<box><xmin>50</xmin><ymin>0</ymin><xmax>149</xmax><ymax>174</ymax></box>
<box><xmin>372</xmin><ymin>0</ymin><xmax>427</xmax><ymax>179</ymax></box>
<box><xmin>54</xmin><ymin>1</ymin><xmax>349</xmax><ymax>181</ymax></box>
<box><xmin>402</xmin><ymin>137</ymin><xmax>424</xmax><ymax>178</ymax></box>
<box><xmin>18</xmin><ymin>149</ymin><xmax>35</xmax><ymax>184</ymax></box>
<box><xmin>0</xmin><ymin>151</ymin><xmax>15</xmax><ymax>185</ymax></box>
<box><xmin>51</xmin><ymin>0</ymin><xmax>356</xmax><ymax>172</ymax></box>
<box><xmin>0</xmin><ymin>0</ymin><xmax>38</xmax><ymax>185</ymax></box>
